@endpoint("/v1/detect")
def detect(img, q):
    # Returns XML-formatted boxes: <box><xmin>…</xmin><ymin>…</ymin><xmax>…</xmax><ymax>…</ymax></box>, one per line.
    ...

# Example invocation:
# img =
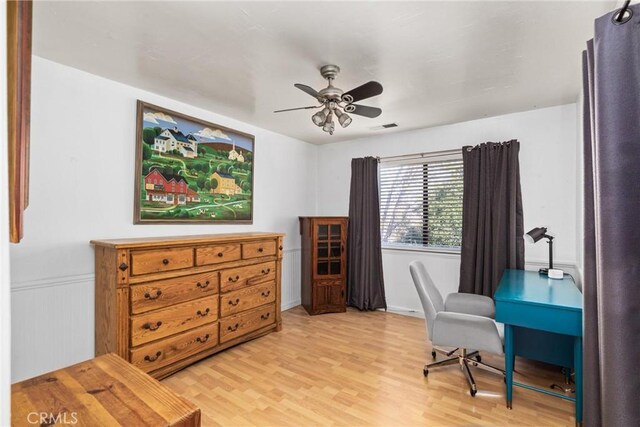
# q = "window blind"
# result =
<box><xmin>379</xmin><ymin>154</ymin><xmax>464</xmax><ymax>251</ymax></box>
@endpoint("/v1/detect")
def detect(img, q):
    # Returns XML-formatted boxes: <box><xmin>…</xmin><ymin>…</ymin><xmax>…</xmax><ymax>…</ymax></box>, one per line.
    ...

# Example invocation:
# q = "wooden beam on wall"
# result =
<box><xmin>7</xmin><ymin>0</ymin><xmax>32</xmax><ymax>243</ymax></box>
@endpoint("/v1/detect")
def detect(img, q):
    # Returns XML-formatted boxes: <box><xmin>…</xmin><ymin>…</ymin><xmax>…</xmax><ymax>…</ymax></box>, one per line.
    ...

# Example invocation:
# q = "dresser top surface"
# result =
<box><xmin>12</xmin><ymin>353</ymin><xmax>200</xmax><ymax>426</ymax></box>
<box><xmin>91</xmin><ymin>232</ymin><xmax>285</xmax><ymax>248</ymax></box>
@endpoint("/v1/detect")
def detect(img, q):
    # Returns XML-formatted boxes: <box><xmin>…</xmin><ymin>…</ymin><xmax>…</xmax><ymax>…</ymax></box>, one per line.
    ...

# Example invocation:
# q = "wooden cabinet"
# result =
<box><xmin>92</xmin><ymin>232</ymin><xmax>284</xmax><ymax>379</ymax></box>
<box><xmin>299</xmin><ymin>217</ymin><xmax>347</xmax><ymax>315</ymax></box>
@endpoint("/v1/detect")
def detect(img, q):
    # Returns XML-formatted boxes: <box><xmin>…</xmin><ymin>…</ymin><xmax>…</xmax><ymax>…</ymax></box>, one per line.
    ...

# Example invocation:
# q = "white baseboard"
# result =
<box><xmin>281</xmin><ymin>300</ymin><xmax>301</xmax><ymax>311</ymax></box>
<box><xmin>386</xmin><ymin>305</ymin><xmax>425</xmax><ymax>318</ymax></box>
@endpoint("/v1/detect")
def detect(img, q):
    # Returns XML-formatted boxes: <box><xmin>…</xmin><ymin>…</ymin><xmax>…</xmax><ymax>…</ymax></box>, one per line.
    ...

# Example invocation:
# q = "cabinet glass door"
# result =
<box><xmin>314</xmin><ymin>221</ymin><xmax>344</xmax><ymax>278</ymax></box>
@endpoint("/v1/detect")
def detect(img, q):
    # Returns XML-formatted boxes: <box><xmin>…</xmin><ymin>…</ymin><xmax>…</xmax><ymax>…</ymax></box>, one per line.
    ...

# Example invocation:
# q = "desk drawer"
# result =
<box><xmin>220</xmin><ymin>261</ymin><xmax>276</xmax><ymax>293</ymax></box>
<box><xmin>496</xmin><ymin>301</ymin><xmax>582</xmax><ymax>337</ymax></box>
<box><xmin>242</xmin><ymin>241</ymin><xmax>276</xmax><ymax>259</ymax></box>
<box><xmin>131</xmin><ymin>272</ymin><xmax>219</xmax><ymax>314</ymax></box>
<box><xmin>130</xmin><ymin>323</ymin><xmax>219</xmax><ymax>373</ymax></box>
<box><xmin>131</xmin><ymin>248</ymin><xmax>194</xmax><ymax>276</ymax></box>
<box><xmin>220</xmin><ymin>304</ymin><xmax>275</xmax><ymax>343</ymax></box>
<box><xmin>131</xmin><ymin>296</ymin><xmax>219</xmax><ymax>346</ymax></box>
<box><xmin>220</xmin><ymin>281</ymin><xmax>276</xmax><ymax>317</ymax></box>
<box><xmin>196</xmin><ymin>243</ymin><xmax>241</xmax><ymax>266</ymax></box>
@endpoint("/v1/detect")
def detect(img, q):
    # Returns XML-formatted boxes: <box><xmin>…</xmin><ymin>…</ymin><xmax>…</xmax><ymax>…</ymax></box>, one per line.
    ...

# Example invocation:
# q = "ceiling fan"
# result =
<box><xmin>274</xmin><ymin>65</ymin><xmax>383</xmax><ymax>135</ymax></box>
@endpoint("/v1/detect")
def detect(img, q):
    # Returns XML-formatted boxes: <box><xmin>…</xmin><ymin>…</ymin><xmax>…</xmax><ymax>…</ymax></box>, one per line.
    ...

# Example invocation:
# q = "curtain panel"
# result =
<box><xmin>347</xmin><ymin>157</ymin><xmax>387</xmax><ymax>311</ymax></box>
<box><xmin>458</xmin><ymin>141</ymin><xmax>524</xmax><ymax>297</ymax></box>
<box><xmin>583</xmin><ymin>5</ymin><xmax>640</xmax><ymax>426</ymax></box>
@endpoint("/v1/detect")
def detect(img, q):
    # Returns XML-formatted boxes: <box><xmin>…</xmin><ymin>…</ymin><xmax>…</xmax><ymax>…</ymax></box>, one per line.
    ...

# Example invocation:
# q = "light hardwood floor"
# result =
<box><xmin>163</xmin><ymin>306</ymin><xmax>575</xmax><ymax>426</ymax></box>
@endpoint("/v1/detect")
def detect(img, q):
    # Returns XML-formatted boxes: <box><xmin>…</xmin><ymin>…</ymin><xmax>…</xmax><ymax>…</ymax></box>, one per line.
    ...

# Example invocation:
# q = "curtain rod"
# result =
<box><xmin>614</xmin><ymin>0</ymin><xmax>632</xmax><ymax>23</ymax></box>
<box><xmin>377</xmin><ymin>148</ymin><xmax>461</xmax><ymax>163</ymax></box>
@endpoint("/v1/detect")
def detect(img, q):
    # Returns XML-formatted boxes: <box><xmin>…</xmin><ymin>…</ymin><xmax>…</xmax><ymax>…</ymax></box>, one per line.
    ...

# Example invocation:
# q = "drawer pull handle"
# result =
<box><xmin>144</xmin><ymin>351</ymin><xmax>162</xmax><ymax>362</ymax></box>
<box><xmin>261</xmin><ymin>291</ymin><xmax>271</xmax><ymax>297</ymax></box>
<box><xmin>228</xmin><ymin>298</ymin><xmax>240</xmax><ymax>306</ymax></box>
<box><xmin>258</xmin><ymin>247</ymin><xmax>264</xmax><ymax>253</ymax></box>
<box><xmin>227</xmin><ymin>323</ymin><xmax>240</xmax><ymax>332</ymax></box>
<box><xmin>197</xmin><ymin>308</ymin><xmax>210</xmax><ymax>317</ymax></box>
<box><xmin>144</xmin><ymin>290</ymin><xmax>162</xmax><ymax>300</ymax></box>
<box><xmin>196</xmin><ymin>281</ymin><xmax>210</xmax><ymax>289</ymax></box>
<box><xmin>261</xmin><ymin>268</ymin><xmax>271</xmax><ymax>275</ymax></box>
<box><xmin>228</xmin><ymin>275</ymin><xmax>240</xmax><ymax>282</ymax></box>
<box><xmin>143</xmin><ymin>321</ymin><xmax>162</xmax><ymax>331</ymax></box>
<box><xmin>261</xmin><ymin>313</ymin><xmax>271</xmax><ymax>320</ymax></box>
<box><xmin>197</xmin><ymin>334</ymin><xmax>211</xmax><ymax>343</ymax></box>
<box><xmin>162</xmin><ymin>258</ymin><xmax>169</xmax><ymax>265</ymax></box>
<box><xmin>279</xmin><ymin>245</ymin><xmax>283</xmax><ymax>251</ymax></box>
<box><xmin>218</xmin><ymin>252</ymin><xmax>224</xmax><ymax>257</ymax></box>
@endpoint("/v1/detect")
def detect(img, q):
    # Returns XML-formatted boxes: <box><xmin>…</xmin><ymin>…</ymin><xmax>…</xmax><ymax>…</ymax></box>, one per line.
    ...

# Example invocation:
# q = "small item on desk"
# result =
<box><xmin>548</xmin><ymin>269</ymin><xmax>564</xmax><ymax>279</ymax></box>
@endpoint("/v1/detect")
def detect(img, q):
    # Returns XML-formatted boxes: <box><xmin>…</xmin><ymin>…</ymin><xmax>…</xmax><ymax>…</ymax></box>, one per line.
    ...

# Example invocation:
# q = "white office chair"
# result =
<box><xmin>409</xmin><ymin>260</ymin><xmax>505</xmax><ymax>396</ymax></box>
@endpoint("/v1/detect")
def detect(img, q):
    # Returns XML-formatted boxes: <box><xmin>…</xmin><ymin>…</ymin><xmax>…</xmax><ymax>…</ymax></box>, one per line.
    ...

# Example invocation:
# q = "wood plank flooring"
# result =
<box><xmin>163</xmin><ymin>306</ymin><xmax>575</xmax><ymax>426</ymax></box>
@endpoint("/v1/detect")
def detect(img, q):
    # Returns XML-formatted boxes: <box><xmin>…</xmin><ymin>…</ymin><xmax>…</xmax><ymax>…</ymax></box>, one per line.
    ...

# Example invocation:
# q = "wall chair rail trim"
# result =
<box><xmin>11</xmin><ymin>273</ymin><xmax>95</xmax><ymax>293</ymax></box>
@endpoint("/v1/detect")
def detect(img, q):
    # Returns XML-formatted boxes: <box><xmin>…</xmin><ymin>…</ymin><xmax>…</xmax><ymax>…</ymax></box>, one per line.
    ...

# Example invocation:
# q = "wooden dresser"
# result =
<box><xmin>299</xmin><ymin>217</ymin><xmax>348</xmax><ymax>315</ymax></box>
<box><xmin>91</xmin><ymin>233</ymin><xmax>284</xmax><ymax>379</ymax></box>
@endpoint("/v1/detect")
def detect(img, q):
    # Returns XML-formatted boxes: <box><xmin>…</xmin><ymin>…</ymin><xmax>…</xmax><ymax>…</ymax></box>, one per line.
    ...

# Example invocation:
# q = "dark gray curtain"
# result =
<box><xmin>583</xmin><ymin>5</ymin><xmax>640</xmax><ymax>426</ymax></box>
<box><xmin>347</xmin><ymin>157</ymin><xmax>387</xmax><ymax>310</ymax></box>
<box><xmin>458</xmin><ymin>141</ymin><xmax>524</xmax><ymax>297</ymax></box>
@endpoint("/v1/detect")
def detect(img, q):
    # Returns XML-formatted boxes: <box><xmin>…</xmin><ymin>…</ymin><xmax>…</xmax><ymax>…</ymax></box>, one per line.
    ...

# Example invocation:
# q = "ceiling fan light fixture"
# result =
<box><xmin>334</xmin><ymin>109</ymin><xmax>352</xmax><ymax>128</ymax></box>
<box><xmin>275</xmin><ymin>65</ymin><xmax>383</xmax><ymax>135</ymax></box>
<box><xmin>322</xmin><ymin>113</ymin><xmax>335</xmax><ymax>135</ymax></box>
<box><xmin>312</xmin><ymin>107</ymin><xmax>330</xmax><ymax>126</ymax></box>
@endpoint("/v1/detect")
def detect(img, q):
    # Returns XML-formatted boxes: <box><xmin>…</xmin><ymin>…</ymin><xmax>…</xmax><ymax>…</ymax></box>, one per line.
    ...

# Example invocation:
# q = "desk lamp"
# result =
<box><xmin>524</xmin><ymin>227</ymin><xmax>563</xmax><ymax>279</ymax></box>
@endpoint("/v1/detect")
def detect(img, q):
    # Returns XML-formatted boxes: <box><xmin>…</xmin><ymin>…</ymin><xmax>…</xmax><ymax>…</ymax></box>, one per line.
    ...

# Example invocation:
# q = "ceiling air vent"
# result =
<box><xmin>371</xmin><ymin>123</ymin><xmax>398</xmax><ymax>131</ymax></box>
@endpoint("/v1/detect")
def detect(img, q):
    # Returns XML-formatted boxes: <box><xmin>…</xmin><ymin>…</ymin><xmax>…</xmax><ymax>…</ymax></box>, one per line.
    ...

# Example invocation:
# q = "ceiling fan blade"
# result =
<box><xmin>294</xmin><ymin>83</ymin><xmax>320</xmax><ymax>98</ymax></box>
<box><xmin>342</xmin><ymin>81</ymin><xmax>383</xmax><ymax>103</ymax></box>
<box><xmin>348</xmin><ymin>104</ymin><xmax>382</xmax><ymax>118</ymax></box>
<box><xmin>273</xmin><ymin>105</ymin><xmax>321</xmax><ymax>113</ymax></box>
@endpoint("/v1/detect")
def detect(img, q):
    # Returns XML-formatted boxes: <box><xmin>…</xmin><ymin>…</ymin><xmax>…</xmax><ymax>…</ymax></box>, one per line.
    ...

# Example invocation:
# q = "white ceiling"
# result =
<box><xmin>33</xmin><ymin>1</ymin><xmax>614</xmax><ymax>144</ymax></box>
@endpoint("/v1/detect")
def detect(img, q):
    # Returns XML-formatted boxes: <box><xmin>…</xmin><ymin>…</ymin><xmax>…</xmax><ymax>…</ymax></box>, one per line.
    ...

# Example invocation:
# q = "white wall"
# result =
<box><xmin>9</xmin><ymin>57</ymin><xmax>316</xmax><ymax>381</ymax></box>
<box><xmin>0</xmin><ymin>2</ymin><xmax>12</xmax><ymax>422</ymax></box>
<box><xmin>576</xmin><ymin>90</ymin><xmax>585</xmax><ymax>285</ymax></box>
<box><xmin>317</xmin><ymin>104</ymin><xmax>579</xmax><ymax>314</ymax></box>
<box><xmin>10</xmin><ymin>57</ymin><xmax>581</xmax><ymax>383</ymax></box>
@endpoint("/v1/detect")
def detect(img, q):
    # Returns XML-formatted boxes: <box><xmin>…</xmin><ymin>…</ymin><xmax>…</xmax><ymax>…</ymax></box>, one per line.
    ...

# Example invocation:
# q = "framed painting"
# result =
<box><xmin>134</xmin><ymin>101</ymin><xmax>255</xmax><ymax>224</ymax></box>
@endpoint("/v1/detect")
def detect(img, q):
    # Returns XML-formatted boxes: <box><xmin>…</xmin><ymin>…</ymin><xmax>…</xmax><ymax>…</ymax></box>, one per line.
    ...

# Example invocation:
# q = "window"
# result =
<box><xmin>379</xmin><ymin>153</ymin><xmax>464</xmax><ymax>251</ymax></box>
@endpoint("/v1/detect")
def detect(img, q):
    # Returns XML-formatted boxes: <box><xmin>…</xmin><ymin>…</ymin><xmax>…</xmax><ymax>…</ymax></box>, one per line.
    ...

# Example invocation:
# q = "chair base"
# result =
<box><xmin>423</xmin><ymin>347</ymin><xmax>505</xmax><ymax>397</ymax></box>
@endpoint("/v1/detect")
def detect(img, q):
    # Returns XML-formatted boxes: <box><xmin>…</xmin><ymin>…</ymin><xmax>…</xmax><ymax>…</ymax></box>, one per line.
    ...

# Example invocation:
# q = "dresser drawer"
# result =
<box><xmin>130</xmin><ymin>272</ymin><xmax>219</xmax><ymax>314</ymax></box>
<box><xmin>196</xmin><ymin>243</ymin><xmax>241</xmax><ymax>266</ymax></box>
<box><xmin>220</xmin><ymin>304</ymin><xmax>276</xmax><ymax>343</ymax></box>
<box><xmin>130</xmin><ymin>247</ymin><xmax>194</xmax><ymax>276</ymax></box>
<box><xmin>131</xmin><ymin>296</ymin><xmax>218</xmax><ymax>346</ymax></box>
<box><xmin>220</xmin><ymin>281</ymin><xmax>276</xmax><ymax>317</ymax></box>
<box><xmin>130</xmin><ymin>322</ymin><xmax>218</xmax><ymax>373</ymax></box>
<box><xmin>242</xmin><ymin>241</ymin><xmax>277</xmax><ymax>259</ymax></box>
<box><xmin>220</xmin><ymin>261</ymin><xmax>276</xmax><ymax>293</ymax></box>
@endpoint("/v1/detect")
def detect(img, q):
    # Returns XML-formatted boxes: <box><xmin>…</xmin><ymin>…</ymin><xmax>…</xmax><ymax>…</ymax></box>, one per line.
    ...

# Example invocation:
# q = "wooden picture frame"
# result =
<box><xmin>134</xmin><ymin>101</ymin><xmax>255</xmax><ymax>224</ymax></box>
<box><xmin>7</xmin><ymin>0</ymin><xmax>32</xmax><ymax>243</ymax></box>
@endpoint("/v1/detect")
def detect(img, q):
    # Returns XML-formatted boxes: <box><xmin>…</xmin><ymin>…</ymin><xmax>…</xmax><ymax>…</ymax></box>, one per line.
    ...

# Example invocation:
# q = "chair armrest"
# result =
<box><xmin>444</xmin><ymin>293</ymin><xmax>495</xmax><ymax>318</ymax></box>
<box><xmin>432</xmin><ymin>312</ymin><xmax>504</xmax><ymax>355</ymax></box>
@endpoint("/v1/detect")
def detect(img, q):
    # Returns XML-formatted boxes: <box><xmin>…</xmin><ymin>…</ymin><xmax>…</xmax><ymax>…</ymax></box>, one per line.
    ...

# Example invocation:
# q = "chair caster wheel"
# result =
<box><xmin>423</xmin><ymin>368</ymin><xmax>429</xmax><ymax>377</ymax></box>
<box><xmin>470</xmin><ymin>388</ymin><xmax>477</xmax><ymax>397</ymax></box>
<box><xmin>431</xmin><ymin>351</ymin><xmax>436</xmax><ymax>360</ymax></box>
<box><xmin>475</xmin><ymin>355</ymin><xmax>482</xmax><ymax>363</ymax></box>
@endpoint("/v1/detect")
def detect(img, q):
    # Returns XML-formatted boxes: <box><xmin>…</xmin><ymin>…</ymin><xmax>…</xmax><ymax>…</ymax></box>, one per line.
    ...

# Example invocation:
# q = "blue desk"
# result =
<box><xmin>495</xmin><ymin>269</ymin><xmax>583</xmax><ymax>424</ymax></box>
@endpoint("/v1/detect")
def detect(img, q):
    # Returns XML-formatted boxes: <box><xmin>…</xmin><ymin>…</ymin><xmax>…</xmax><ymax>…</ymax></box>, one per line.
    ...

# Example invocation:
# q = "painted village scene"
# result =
<box><xmin>138</xmin><ymin>105</ymin><xmax>254</xmax><ymax>222</ymax></box>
